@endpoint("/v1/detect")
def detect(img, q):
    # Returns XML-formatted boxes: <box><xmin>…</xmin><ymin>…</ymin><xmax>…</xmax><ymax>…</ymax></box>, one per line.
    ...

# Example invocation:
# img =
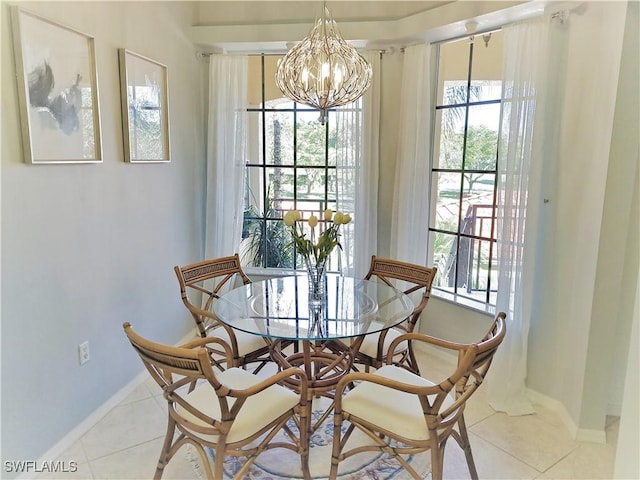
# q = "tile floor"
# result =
<box><xmin>40</xmin><ymin>346</ymin><xmax>618</xmax><ymax>479</ymax></box>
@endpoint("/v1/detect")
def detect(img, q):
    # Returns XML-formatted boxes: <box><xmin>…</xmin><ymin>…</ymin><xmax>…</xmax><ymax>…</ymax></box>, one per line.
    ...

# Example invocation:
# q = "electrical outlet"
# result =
<box><xmin>78</xmin><ymin>341</ymin><xmax>90</xmax><ymax>365</ymax></box>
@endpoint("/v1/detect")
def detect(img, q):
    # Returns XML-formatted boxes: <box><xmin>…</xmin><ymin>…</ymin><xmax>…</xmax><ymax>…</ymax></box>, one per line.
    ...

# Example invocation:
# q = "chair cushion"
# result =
<box><xmin>177</xmin><ymin>367</ymin><xmax>300</xmax><ymax>444</ymax></box>
<box><xmin>341</xmin><ymin>365</ymin><xmax>454</xmax><ymax>441</ymax></box>
<box><xmin>357</xmin><ymin>328</ymin><xmax>407</xmax><ymax>360</ymax></box>
<box><xmin>208</xmin><ymin>327</ymin><xmax>268</xmax><ymax>357</ymax></box>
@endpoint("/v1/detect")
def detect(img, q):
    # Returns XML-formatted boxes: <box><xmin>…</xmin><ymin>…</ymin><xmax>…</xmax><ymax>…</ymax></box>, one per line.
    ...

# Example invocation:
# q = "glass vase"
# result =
<box><xmin>305</xmin><ymin>256</ymin><xmax>327</xmax><ymax>308</ymax></box>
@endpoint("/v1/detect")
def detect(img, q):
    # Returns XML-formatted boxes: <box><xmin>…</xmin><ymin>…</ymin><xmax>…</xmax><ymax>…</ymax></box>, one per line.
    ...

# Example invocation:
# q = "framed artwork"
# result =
<box><xmin>11</xmin><ymin>7</ymin><xmax>102</xmax><ymax>164</ymax></box>
<box><xmin>118</xmin><ymin>49</ymin><xmax>170</xmax><ymax>163</ymax></box>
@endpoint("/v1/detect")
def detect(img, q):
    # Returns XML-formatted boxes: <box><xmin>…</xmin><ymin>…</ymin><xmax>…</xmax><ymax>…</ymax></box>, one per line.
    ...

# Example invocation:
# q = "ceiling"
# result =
<box><xmin>193</xmin><ymin>2</ymin><xmax>454</xmax><ymax>26</ymax></box>
<box><xmin>190</xmin><ymin>1</ymin><xmax>546</xmax><ymax>53</ymax></box>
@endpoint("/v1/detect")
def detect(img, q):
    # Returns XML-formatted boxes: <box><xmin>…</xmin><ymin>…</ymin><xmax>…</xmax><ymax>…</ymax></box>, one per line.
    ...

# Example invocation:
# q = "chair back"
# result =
<box><xmin>364</xmin><ymin>256</ymin><xmax>437</xmax><ymax>331</ymax></box>
<box><xmin>123</xmin><ymin>322</ymin><xmax>228</xmax><ymax>436</ymax></box>
<box><xmin>175</xmin><ymin>254</ymin><xmax>251</xmax><ymax>337</ymax></box>
<box><xmin>452</xmin><ymin>312</ymin><xmax>506</xmax><ymax>404</ymax></box>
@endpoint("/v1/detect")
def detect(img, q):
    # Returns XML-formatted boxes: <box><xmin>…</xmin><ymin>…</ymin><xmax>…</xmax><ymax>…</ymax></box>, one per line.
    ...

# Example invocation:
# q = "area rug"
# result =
<box><xmin>187</xmin><ymin>398</ymin><xmax>429</xmax><ymax>479</ymax></box>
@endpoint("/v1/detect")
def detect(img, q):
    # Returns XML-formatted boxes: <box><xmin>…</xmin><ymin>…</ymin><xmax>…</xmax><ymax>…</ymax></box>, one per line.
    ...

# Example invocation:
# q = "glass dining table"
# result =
<box><xmin>212</xmin><ymin>274</ymin><xmax>414</xmax><ymax>434</ymax></box>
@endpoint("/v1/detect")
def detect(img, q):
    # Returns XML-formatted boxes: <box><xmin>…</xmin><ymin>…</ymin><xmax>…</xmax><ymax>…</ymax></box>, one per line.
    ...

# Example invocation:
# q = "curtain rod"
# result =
<box><xmin>196</xmin><ymin>48</ymin><xmax>388</xmax><ymax>58</ymax></box>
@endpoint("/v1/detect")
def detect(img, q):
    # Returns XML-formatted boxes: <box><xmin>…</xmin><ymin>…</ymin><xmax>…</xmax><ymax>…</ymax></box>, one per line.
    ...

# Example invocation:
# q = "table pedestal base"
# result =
<box><xmin>270</xmin><ymin>338</ymin><xmax>363</xmax><ymax>435</ymax></box>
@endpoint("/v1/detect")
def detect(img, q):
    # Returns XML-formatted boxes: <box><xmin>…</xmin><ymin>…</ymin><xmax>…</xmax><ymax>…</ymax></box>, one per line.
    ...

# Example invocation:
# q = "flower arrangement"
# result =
<box><xmin>283</xmin><ymin>208</ymin><xmax>352</xmax><ymax>306</ymax></box>
<box><xmin>283</xmin><ymin>208</ymin><xmax>352</xmax><ymax>267</ymax></box>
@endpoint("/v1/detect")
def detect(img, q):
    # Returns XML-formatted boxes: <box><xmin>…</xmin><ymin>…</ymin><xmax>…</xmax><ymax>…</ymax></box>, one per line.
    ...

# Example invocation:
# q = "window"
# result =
<box><xmin>241</xmin><ymin>54</ymin><xmax>360</xmax><ymax>271</ymax></box>
<box><xmin>429</xmin><ymin>31</ymin><xmax>503</xmax><ymax>308</ymax></box>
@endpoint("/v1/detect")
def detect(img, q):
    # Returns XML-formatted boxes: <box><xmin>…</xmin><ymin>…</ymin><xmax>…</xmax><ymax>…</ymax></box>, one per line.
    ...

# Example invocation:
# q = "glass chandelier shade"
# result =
<box><xmin>275</xmin><ymin>6</ymin><xmax>372</xmax><ymax>124</ymax></box>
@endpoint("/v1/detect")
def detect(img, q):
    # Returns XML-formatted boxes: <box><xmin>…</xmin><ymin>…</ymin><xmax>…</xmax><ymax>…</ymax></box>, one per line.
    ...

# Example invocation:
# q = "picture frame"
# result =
<box><xmin>11</xmin><ymin>7</ymin><xmax>102</xmax><ymax>164</ymax></box>
<box><xmin>118</xmin><ymin>49</ymin><xmax>170</xmax><ymax>163</ymax></box>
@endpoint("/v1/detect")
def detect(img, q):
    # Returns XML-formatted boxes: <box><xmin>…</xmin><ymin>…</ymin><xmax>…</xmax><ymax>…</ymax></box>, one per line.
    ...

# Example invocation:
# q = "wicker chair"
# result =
<box><xmin>174</xmin><ymin>254</ymin><xmax>273</xmax><ymax>372</ymax></box>
<box><xmin>355</xmin><ymin>255</ymin><xmax>437</xmax><ymax>373</ymax></box>
<box><xmin>329</xmin><ymin>312</ymin><xmax>506</xmax><ymax>480</ymax></box>
<box><xmin>123</xmin><ymin>322</ymin><xmax>310</xmax><ymax>480</ymax></box>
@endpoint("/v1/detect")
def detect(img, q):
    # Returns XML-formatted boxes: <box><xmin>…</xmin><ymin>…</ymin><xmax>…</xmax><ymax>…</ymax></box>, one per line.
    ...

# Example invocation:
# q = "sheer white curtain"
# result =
<box><xmin>336</xmin><ymin>51</ymin><xmax>381</xmax><ymax>277</ymax></box>
<box><xmin>391</xmin><ymin>44</ymin><xmax>433</xmax><ymax>264</ymax></box>
<box><xmin>486</xmin><ymin>17</ymin><xmax>550</xmax><ymax>416</ymax></box>
<box><xmin>204</xmin><ymin>55</ymin><xmax>248</xmax><ymax>260</ymax></box>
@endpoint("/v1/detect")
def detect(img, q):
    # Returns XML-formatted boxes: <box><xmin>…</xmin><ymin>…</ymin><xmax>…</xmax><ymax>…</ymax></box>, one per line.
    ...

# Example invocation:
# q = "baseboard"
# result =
<box><xmin>527</xmin><ymin>387</ymin><xmax>579</xmax><ymax>438</ymax></box>
<box><xmin>20</xmin><ymin>369</ymin><xmax>149</xmax><ymax>479</ymax></box>
<box><xmin>25</xmin><ymin>330</ymin><xmax>197</xmax><ymax>479</ymax></box>
<box><xmin>526</xmin><ymin>388</ymin><xmax>607</xmax><ymax>444</ymax></box>
<box><xmin>576</xmin><ymin>428</ymin><xmax>607</xmax><ymax>444</ymax></box>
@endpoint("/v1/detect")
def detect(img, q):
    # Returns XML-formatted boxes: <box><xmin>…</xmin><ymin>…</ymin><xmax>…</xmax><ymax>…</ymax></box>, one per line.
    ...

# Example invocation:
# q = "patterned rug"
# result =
<box><xmin>187</xmin><ymin>398</ymin><xmax>429</xmax><ymax>479</ymax></box>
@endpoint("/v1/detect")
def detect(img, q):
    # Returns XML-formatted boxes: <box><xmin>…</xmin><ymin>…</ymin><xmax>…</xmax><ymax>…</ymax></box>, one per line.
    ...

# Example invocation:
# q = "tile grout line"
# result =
<box><xmin>85</xmin><ymin>434</ymin><xmax>167</xmax><ymax>464</ymax></box>
<box><xmin>467</xmin><ymin>430</ymin><xmax>544</xmax><ymax>476</ymax></box>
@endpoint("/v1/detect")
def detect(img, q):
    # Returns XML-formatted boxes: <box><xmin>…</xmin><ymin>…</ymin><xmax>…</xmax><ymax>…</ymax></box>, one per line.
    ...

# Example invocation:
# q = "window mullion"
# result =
<box><xmin>260</xmin><ymin>55</ymin><xmax>268</xmax><ymax>266</ymax></box>
<box><xmin>454</xmin><ymin>38</ymin><xmax>474</xmax><ymax>296</ymax></box>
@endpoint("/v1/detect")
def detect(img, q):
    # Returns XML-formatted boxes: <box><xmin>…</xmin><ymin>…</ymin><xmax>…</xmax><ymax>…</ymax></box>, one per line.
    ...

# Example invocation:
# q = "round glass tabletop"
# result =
<box><xmin>212</xmin><ymin>274</ymin><xmax>414</xmax><ymax>341</ymax></box>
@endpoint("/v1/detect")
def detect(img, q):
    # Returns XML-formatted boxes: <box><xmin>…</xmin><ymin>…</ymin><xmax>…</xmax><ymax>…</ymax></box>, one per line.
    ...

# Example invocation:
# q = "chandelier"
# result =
<box><xmin>275</xmin><ymin>4</ymin><xmax>372</xmax><ymax>125</ymax></box>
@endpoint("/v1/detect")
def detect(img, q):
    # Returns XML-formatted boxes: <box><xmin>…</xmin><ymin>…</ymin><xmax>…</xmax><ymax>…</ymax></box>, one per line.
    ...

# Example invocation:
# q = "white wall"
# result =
<box><xmin>582</xmin><ymin>0</ymin><xmax>639</xmax><ymax>428</ymax></box>
<box><xmin>523</xmin><ymin>1</ymin><xmax>638</xmax><ymax>440</ymax></box>
<box><xmin>1</xmin><ymin>0</ymin><xmax>204</xmax><ymax>467</ymax></box>
<box><xmin>612</xmin><ymin>6</ymin><xmax>639</xmax><ymax>476</ymax></box>
<box><xmin>607</xmin><ymin>0</ymin><xmax>639</xmax><ymax>419</ymax></box>
<box><xmin>614</xmin><ymin>263</ymin><xmax>640</xmax><ymax>478</ymax></box>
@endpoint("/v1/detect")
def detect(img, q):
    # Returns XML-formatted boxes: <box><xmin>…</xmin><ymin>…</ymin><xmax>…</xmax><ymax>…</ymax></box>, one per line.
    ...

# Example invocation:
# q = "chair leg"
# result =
<box><xmin>300</xmin><ymin>449</ymin><xmax>311</xmax><ymax>480</ymax></box>
<box><xmin>430</xmin><ymin>443</ymin><xmax>445</xmax><ymax>480</ymax></box>
<box><xmin>213</xmin><ymin>443</ymin><xmax>226</xmax><ymax>480</ymax></box>
<box><xmin>458</xmin><ymin>415</ymin><xmax>479</xmax><ymax>480</ymax></box>
<box><xmin>299</xmin><ymin>408</ymin><xmax>311</xmax><ymax>480</ymax></box>
<box><xmin>329</xmin><ymin>412</ymin><xmax>343</xmax><ymax>480</ymax></box>
<box><xmin>154</xmin><ymin>416</ymin><xmax>177</xmax><ymax>480</ymax></box>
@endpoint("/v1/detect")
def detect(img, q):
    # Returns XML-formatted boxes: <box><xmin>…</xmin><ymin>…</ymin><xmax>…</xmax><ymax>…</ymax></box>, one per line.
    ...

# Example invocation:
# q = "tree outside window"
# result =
<box><xmin>429</xmin><ymin>32</ymin><xmax>503</xmax><ymax>307</ymax></box>
<box><xmin>241</xmin><ymin>55</ymin><xmax>350</xmax><ymax>270</ymax></box>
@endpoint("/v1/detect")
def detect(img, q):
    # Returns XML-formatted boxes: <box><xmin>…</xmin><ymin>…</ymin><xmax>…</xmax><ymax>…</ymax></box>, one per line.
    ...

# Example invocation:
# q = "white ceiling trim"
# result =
<box><xmin>190</xmin><ymin>0</ymin><xmax>549</xmax><ymax>54</ymax></box>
